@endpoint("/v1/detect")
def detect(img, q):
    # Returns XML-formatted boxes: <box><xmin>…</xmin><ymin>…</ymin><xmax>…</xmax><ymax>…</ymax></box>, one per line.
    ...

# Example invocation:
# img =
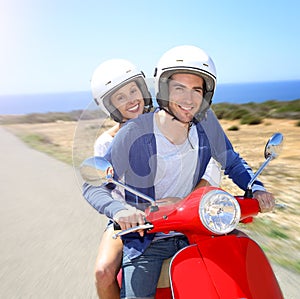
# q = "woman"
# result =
<box><xmin>89</xmin><ymin>58</ymin><xmax>221</xmax><ymax>299</ymax></box>
<box><xmin>90</xmin><ymin>58</ymin><xmax>152</xmax><ymax>299</ymax></box>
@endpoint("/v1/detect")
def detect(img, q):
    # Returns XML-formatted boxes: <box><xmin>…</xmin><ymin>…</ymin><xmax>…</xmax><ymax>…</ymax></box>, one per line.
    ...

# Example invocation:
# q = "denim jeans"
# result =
<box><xmin>120</xmin><ymin>235</ymin><xmax>189</xmax><ymax>299</ymax></box>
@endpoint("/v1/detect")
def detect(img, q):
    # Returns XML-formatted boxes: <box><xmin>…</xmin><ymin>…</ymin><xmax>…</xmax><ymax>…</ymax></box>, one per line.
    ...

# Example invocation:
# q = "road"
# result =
<box><xmin>0</xmin><ymin>127</ymin><xmax>104</xmax><ymax>298</ymax></box>
<box><xmin>0</xmin><ymin>126</ymin><xmax>299</xmax><ymax>298</ymax></box>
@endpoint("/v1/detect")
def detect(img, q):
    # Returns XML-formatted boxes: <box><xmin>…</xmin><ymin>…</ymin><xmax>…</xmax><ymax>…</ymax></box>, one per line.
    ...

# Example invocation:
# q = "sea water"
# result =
<box><xmin>0</xmin><ymin>80</ymin><xmax>299</xmax><ymax>115</ymax></box>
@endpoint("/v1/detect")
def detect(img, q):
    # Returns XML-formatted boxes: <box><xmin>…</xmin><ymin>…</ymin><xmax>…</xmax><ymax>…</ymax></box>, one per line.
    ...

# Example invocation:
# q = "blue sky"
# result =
<box><xmin>1</xmin><ymin>0</ymin><xmax>299</xmax><ymax>95</ymax></box>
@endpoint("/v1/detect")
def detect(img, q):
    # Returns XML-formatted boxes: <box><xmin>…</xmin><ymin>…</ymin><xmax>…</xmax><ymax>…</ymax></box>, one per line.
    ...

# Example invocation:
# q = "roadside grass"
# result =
<box><xmin>17</xmin><ymin>132</ymin><xmax>73</xmax><ymax>165</ymax></box>
<box><xmin>240</xmin><ymin>217</ymin><xmax>300</xmax><ymax>273</ymax></box>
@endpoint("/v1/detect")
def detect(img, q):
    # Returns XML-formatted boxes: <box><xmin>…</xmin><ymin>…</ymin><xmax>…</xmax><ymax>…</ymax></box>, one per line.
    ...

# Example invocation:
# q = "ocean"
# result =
<box><xmin>0</xmin><ymin>80</ymin><xmax>299</xmax><ymax>115</ymax></box>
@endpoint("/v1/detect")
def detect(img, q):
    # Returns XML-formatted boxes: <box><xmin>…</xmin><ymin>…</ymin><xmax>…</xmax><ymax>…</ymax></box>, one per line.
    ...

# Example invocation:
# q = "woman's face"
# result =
<box><xmin>110</xmin><ymin>81</ymin><xmax>145</xmax><ymax>121</ymax></box>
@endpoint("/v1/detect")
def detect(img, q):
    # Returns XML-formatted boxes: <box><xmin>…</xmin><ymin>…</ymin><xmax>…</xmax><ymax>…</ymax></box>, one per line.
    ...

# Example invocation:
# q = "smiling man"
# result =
<box><xmin>168</xmin><ymin>73</ymin><xmax>204</xmax><ymax>123</ymax></box>
<box><xmin>83</xmin><ymin>45</ymin><xmax>275</xmax><ymax>299</ymax></box>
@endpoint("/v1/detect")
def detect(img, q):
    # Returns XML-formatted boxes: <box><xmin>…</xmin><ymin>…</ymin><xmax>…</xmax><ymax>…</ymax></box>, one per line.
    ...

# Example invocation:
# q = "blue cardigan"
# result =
<box><xmin>83</xmin><ymin>109</ymin><xmax>264</xmax><ymax>259</ymax></box>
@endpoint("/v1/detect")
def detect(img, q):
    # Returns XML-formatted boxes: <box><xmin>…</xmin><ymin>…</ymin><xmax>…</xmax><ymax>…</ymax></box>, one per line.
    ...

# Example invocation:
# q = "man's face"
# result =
<box><xmin>168</xmin><ymin>73</ymin><xmax>204</xmax><ymax>123</ymax></box>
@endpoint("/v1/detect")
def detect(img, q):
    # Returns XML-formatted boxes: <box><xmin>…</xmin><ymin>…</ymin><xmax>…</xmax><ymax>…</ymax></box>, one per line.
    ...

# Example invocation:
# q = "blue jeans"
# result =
<box><xmin>120</xmin><ymin>235</ymin><xmax>189</xmax><ymax>299</ymax></box>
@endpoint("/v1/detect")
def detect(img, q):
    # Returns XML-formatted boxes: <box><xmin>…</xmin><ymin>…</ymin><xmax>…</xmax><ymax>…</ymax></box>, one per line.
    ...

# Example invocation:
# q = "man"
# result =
<box><xmin>83</xmin><ymin>45</ymin><xmax>274</xmax><ymax>298</ymax></box>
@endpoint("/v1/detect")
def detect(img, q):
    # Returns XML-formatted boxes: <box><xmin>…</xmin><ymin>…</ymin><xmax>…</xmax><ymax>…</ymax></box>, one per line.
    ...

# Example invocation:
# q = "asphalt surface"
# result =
<box><xmin>0</xmin><ymin>126</ymin><xmax>299</xmax><ymax>298</ymax></box>
<box><xmin>0</xmin><ymin>127</ymin><xmax>104</xmax><ymax>298</ymax></box>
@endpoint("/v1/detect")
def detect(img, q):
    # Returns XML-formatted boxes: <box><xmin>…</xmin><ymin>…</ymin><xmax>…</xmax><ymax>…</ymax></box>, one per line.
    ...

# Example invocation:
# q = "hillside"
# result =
<box><xmin>1</xmin><ymin>99</ymin><xmax>300</xmax><ymax>125</ymax></box>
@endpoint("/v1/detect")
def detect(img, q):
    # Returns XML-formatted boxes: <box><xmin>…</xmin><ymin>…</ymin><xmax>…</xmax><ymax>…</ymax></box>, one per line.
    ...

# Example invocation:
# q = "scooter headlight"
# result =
<box><xmin>199</xmin><ymin>190</ymin><xmax>241</xmax><ymax>234</ymax></box>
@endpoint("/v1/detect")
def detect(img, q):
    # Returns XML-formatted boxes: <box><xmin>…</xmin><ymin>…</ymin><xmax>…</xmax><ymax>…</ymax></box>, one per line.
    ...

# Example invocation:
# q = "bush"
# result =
<box><xmin>228</xmin><ymin>108</ymin><xmax>250</xmax><ymax>120</ymax></box>
<box><xmin>240</xmin><ymin>114</ymin><xmax>263</xmax><ymax>125</ymax></box>
<box><xmin>275</xmin><ymin>99</ymin><xmax>300</xmax><ymax>112</ymax></box>
<box><xmin>22</xmin><ymin>133</ymin><xmax>53</xmax><ymax>146</ymax></box>
<box><xmin>296</xmin><ymin>120</ymin><xmax>300</xmax><ymax>127</ymax></box>
<box><xmin>228</xmin><ymin>125</ymin><xmax>239</xmax><ymax>131</ymax></box>
<box><xmin>212</xmin><ymin>103</ymin><xmax>233</xmax><ymax>119</ymax></box>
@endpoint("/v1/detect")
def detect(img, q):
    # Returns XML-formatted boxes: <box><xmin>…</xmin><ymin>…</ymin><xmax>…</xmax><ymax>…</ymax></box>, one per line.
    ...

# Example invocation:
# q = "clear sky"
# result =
<box><xmin>1</xmin><ymin>0</ymin><xmax>299</xmax><ymax>95</ymax></box>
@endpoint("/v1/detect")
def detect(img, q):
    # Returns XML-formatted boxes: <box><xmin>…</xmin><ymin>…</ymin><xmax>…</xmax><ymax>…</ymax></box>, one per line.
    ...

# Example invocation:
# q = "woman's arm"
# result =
<box><xmin>82</xmin><ymin>183</ymin><xmax>127</xmax><ymax>219</ymax></box>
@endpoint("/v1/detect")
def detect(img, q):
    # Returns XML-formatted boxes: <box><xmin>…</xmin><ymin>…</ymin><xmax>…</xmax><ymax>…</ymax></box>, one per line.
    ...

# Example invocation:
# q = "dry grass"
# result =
<box><xmin>219</xmin><ymin>118</ymin><xmax>300</xmax><ymax>272</ymax></box>
<box><xmin>4</xmin><ymin>117</ymin><xmax>300</xmax><ymax>273</ymax></box>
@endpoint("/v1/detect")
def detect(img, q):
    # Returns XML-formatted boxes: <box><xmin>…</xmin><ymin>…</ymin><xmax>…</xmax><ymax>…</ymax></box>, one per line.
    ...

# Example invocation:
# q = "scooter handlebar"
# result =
<box><xmin>112</xmin><ymin>223</ymin><xmax>154</xmax><ymax>239</ymax></box>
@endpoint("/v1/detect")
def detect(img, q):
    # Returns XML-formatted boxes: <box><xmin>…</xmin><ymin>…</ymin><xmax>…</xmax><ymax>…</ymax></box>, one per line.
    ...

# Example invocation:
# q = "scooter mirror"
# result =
<box><xmin>246</xmin><ymin>132</ymin><xmax>283</xmax><ymax>193</ymax></box>
<box><xmin>79</xmin><ymin>156</ymin><xmax>158</xmax><ymax>208</ymax></box>
<box><xmin>264</xmin><ymin>133</ymin><xmax>283</xmax><ymax>160</ymax></box>
<box><xmin>79</xmin><ymin>156</ymin><xmax>113</xmax><ymax>186</ymax></box>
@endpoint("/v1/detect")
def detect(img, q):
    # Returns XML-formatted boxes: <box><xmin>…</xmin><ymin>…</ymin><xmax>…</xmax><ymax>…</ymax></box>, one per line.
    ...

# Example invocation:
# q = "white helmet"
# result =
<box><xmin>91</xmin><ymin>59</ymin><xmax>152</xmax><ymax>123</ymax></box>
<box><xmin>154</xmin><ymin>45</ymin><xmax>217</xmax><ymax>122</ymax></box>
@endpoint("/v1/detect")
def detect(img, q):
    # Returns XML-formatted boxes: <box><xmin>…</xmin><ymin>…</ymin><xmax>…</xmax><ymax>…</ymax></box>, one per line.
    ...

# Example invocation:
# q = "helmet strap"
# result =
<box><xmin>161</xmin><ymin>106</ymin><xmax>194</xmax><ymax>127</ymax></box>
<box><xmin>161</xmin><ymin>107</ymin><xmax>180</xmax><ymax>122</ymax></box>
<box><xmin>161</xmin><ymin>107</ymin><xmax>195</xmax><ymax>149</ymax></box>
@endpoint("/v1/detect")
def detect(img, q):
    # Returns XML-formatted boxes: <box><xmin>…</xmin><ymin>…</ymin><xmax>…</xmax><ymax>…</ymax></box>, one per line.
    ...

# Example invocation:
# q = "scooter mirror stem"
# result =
<box><xmin>80</xmin><ymin>156</ymin><xmax>158</xmax><ymax>209</ymax></box>
<box><xmin>109</xmin><ymin>178</ymin><xmax>158</xmax><ymax>209</ymax></box>
<box><xmin>247</xmin><ymin>155</ymin><xmax>273</xmax><ymax>192</ymax></box>
<box><xmin>245</xmin><ymin>133</ymin><xmax>283</xmax><ymax>197</ymax></box>
<box><xmin>245</xmin><ymin>156</ymin><xmax>269</xmax><ymax>197</ymax></box>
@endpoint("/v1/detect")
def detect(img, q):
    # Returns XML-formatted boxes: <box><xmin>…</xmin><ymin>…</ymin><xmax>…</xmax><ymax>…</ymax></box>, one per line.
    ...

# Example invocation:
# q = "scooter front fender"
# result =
<box><xmin>170</xmin><ymin>235</ymin><xmax>284</xmax><ymax>299</ymax></box>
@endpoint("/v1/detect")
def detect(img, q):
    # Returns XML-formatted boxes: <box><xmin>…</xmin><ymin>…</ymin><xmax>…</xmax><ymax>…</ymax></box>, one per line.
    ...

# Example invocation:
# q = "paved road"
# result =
<box><xmin>0</xmin><ymin>127</ymin><xmax>299</xmax><ymax>298</ymax></box>
<box><xmin>0</xmin><ymin>127</ymin><xmax>104</xmax><ymax>298</ymax></box>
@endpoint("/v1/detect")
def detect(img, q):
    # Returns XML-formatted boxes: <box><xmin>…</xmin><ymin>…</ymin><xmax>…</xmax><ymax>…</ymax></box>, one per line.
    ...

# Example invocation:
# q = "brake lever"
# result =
<box><xmin>112</xmin><ymin>222</ymin><xmax>154</xmax><ymax>239</ymax></box>
<box><xmin>275</xmin><ymin>203</ymin><xmax>286</xmax><ymax>209</ymax></box>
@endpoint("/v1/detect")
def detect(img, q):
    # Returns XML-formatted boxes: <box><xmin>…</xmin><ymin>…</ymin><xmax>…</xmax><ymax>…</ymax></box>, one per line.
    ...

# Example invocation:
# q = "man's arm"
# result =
<box><xmin>201</xmin><ymin>109</ymin><xmax>274</xmax><ymax>212</ymax></box>
<box><xmin>201</xmin><ymin>109</ymin><xmax>265</xmax><ymax>191</ymax></box>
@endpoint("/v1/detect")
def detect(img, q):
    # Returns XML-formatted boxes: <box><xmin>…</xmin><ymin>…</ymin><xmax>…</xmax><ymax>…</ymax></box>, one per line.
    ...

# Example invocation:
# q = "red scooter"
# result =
<box><xmin>80</xmin><ymin>133</ymin><xmax>284</xmax><ymax>299</ymax></box>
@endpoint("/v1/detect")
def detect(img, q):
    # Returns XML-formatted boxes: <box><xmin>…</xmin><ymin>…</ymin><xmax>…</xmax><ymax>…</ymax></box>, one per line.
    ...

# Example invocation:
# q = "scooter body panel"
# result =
<box><xmin>169</xmin><ymin>235</ymin><xmax>284</xmax><ymax>299</ymax></box>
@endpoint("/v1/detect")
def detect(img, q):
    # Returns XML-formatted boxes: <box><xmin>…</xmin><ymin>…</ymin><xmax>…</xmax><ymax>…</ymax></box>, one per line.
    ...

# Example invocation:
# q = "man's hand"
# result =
<box><xmin>253</xmin><ymin>190</ymin><xmax>275</xmax><ymax>213</ymax></box>
<box><xmin>113</xmin><ymin>206</ymin><xmax>145</xmax><ymax>236</ymax></box>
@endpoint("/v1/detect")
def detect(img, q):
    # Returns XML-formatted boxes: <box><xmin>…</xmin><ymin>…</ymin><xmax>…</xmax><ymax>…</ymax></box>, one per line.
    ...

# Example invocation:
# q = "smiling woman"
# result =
<box><xmin>83</xmin><ymin>58</ymin><xmax>154</xmax><ymax>299</ymax></box>
<box><xmin>110</xmin><ymin>81</ymin><xmax>145</xmax><ymax>122</ymax></box>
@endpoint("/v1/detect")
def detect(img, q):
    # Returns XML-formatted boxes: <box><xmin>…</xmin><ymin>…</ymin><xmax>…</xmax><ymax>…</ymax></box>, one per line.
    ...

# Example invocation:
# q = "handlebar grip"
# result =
<box><xmin>113</xmin><ymin>220</ymin><xmax>152</xmax><ymax>233</ymax></box>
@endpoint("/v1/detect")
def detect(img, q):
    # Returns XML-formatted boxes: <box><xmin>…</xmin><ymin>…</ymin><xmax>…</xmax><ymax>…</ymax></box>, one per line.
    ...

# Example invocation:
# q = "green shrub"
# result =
<box><xmin>275</xmin><ymin>99</ymin><xmax>300</xmax><ymax>112</ymax></box>
<box><xmin>296</xmin><ymin>120</ymin><xmax>300</xmax><ymax>127</ymax></box>
<box><xmin>21</xmin><ymin>134</ymin><xmax>53</xmax><ymax>146</ymax></box>
<box><xmin>212</xmin><ymin>103</ymin><xmax>238</xmax><ymax>119</ymax></box>
<box><xmin>268</xmin><ymin>229</ymin><xmax>289</xmax><ymax>240</ymax></box>
<box><xmin>228</xmin><ymin>125</ymin><xmax>239</xmax><ymax>131</ymax></box>
<box><xmin>228</xmin><ymin>108</ymin><xmax>250</xmax><ymax>120</ymax></box>
<box><xmin>240</xmin><ymin>114</ymin><xmax>263</xmax><ymax>125</ymax></box>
